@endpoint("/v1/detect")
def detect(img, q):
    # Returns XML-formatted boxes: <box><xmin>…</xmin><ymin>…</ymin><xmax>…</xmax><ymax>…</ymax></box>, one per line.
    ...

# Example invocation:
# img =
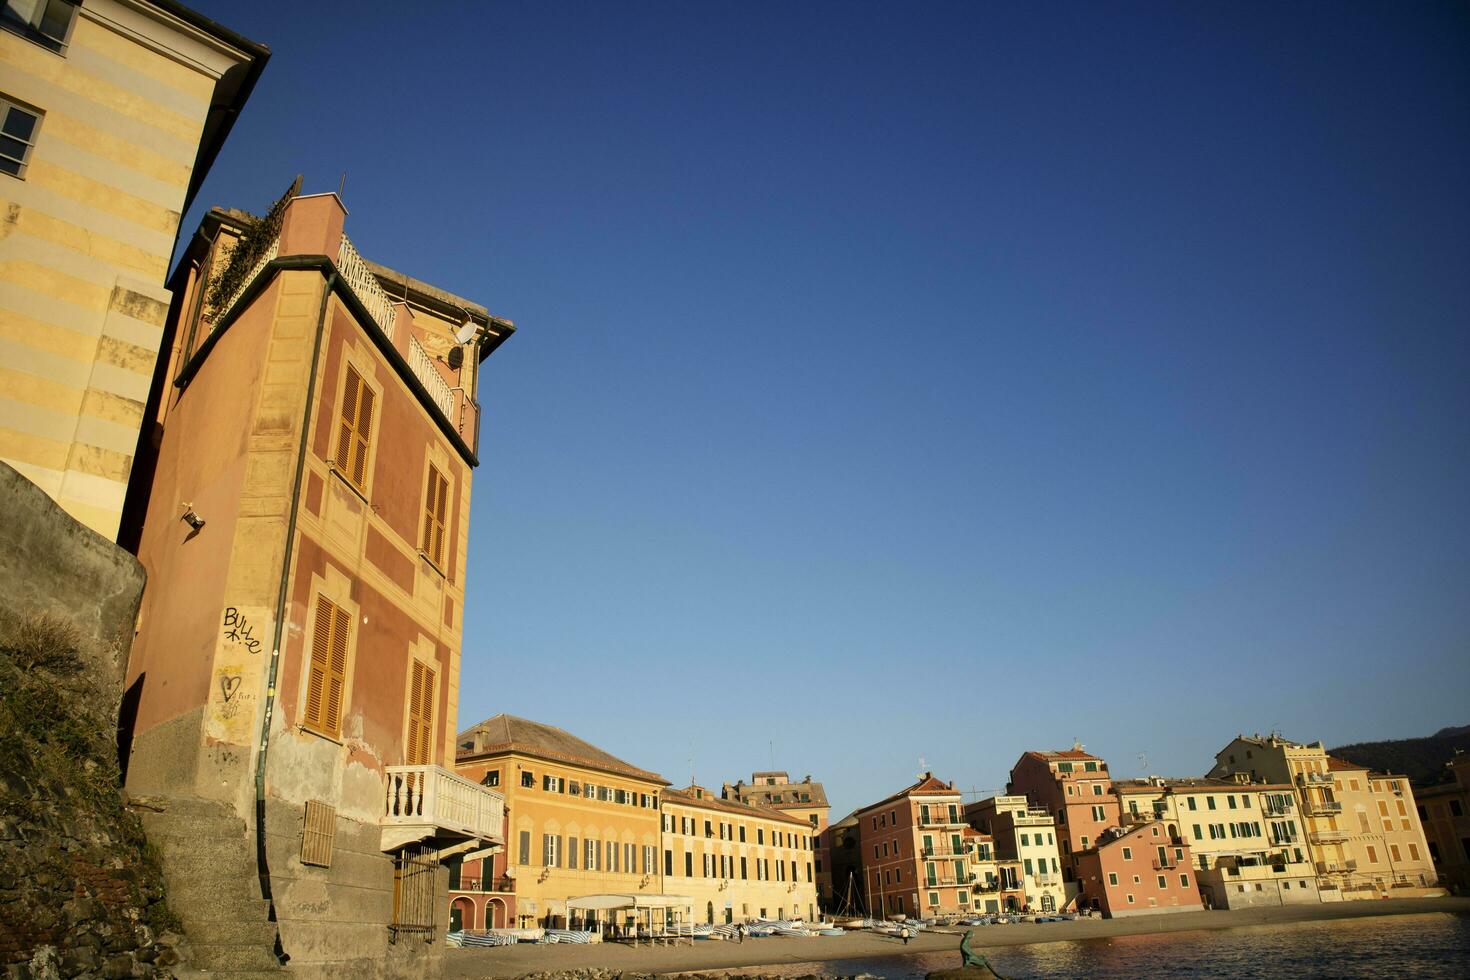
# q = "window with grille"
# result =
<box><xmin>421</xmin><ymin>464</ymin><xmax>449</xmax><ymax>567</ymax></box>
<box><xmin>334</xmin><ymin>364</ymin><xmax>376</xmax><ymax>492</ymax></box>
<box><xmin>301</xmin><ymin>800</ymin><xmax>336</xmax><ymax>867</ymax></box>
<box><xmin>304</xmin><ymin>597</ymin><xmax>350</xmax><ymax>737</ymax></box>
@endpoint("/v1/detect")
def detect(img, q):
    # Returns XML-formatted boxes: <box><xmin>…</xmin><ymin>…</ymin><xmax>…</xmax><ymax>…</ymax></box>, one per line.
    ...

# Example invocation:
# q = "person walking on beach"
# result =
<box><xmin>737</xmin><ymin>922</ymin><xmax>746</xmax><ymax>943</ymax></box>
<box><xmin>900</xmin><ymin>924</ymin><xmax>911</xmax><ymax>946</ymax></box>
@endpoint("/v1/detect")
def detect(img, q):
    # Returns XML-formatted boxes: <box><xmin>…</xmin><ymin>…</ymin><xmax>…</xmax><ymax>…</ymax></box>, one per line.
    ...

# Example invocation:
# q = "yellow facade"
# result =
<box><xmin>661</xmin><ymin>785</ymin><xmax>820</xmax><ymax>924</ymax></box>
<box><xmin>0</xmin><ymin>0</ymin><xmax>263</xmax><ymax>537</ymax></box>
<box><xmin>454</xmin><ymin>716</ymin><xmax>666</xmax><ymax>928</ymax></box>
<box><xmin>1209</xmin><ymin>734</ymin><xmax>1439</xmax><ymax>901</ymax></box>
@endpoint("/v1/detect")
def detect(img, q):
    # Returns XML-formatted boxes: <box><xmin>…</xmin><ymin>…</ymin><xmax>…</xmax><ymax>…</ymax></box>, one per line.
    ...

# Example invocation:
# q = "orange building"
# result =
<box><xmin>853</xmin><ymin>773</ymin><xmax>977</xmax><ymax>918</ymax></box>
<box><xmin>1073</xmin><ymin>820</ymin><xmax>1203</xmax><ymax>918</ymax></box>
<box><xmin>118</xmin><ymin>186</ymin><xmax>513</xmax><ymax>974</ymax></box>
<box><xmin>1005</xmin><ymin>745</ymin><xmax>1119</xmax><ymax>903</ymax></box>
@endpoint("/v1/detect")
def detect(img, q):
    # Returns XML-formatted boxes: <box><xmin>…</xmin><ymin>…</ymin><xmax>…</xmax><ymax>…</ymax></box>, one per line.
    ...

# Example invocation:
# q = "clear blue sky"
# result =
<box><xmin>184</xmin><ymin>1</ymin><xmax>1469</xmax><ymax>818</ymax></box>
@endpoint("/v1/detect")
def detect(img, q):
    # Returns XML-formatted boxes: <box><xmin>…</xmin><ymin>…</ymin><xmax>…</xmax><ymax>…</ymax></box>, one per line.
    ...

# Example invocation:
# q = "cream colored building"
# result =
<box><xmin>662</xmin><ymin>784</ymin><xmax>820</xmax><ymax>924</ymax></box>
<box><xmin>455</xmin><ymin>715</ymin><xmax>668</xmax><ymax>928</ymax></box>
<box><xmin>722</xmin><ymin>770</ymin><xmax>832</xmax><ymax>905</ymax></box>
<box><xmin>1209</xmin><ymin>733</ymin><xmax>1440</xmax><ymax>901</ymax></box>
<box><xmin>967</xmin><ymin>795</ymin><xmax>1066</xmax><ymax>913</ymax></box>
<box><xmin>1115</xmin><ymin>777</ymin><xmax>1316</xmax><ymax>908</ymax></box>
<box><xmin>0</xmin><ymin>0</ymin><xmax>265</xmax><ymax>537</ymax></box>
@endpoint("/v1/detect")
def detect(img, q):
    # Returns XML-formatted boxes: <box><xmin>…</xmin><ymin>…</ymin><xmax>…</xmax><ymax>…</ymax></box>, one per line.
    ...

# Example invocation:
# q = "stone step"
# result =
<box><xmin>156</xmin><ymin>850</ymin><xmax>260</xmax><ymax>877</ymax></box>
<box><xmin>174</xmin><ymin>896</ymin><xmax>272</xmax><ymax>925</ymax></box>
<box><xmin>189</xmin><ymin>943</ymin><xmax>282</xmax><ymax>972</ymax></box>
<box><xmin>182</xmin><ymin>919</ymin><xmax>278</xmax><ymax>947</ymax></box>
<box><xmin>142</xmin><ymin>816</ymin><xmax>249</xmax><ymax>840</ymax></box>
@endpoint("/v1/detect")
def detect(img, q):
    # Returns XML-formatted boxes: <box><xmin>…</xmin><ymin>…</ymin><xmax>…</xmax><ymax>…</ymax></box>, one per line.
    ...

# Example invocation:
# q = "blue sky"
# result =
<box><xmin>184</xmin><ymin>1</ymin><xmax>1469</xmax><ymax>818</ymax></box>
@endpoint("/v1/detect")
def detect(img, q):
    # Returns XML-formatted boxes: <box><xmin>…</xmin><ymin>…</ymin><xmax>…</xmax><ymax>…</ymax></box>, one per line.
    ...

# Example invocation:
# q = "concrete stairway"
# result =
<box><xmin>138</xmin><ymin>797</ymin><xmax>284</xmax><ymax>976</ymax></box>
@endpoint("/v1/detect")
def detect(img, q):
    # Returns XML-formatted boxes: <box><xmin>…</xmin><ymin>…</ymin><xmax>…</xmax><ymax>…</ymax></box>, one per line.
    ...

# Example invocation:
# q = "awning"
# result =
<box><xmin>566</xmin><ymin>894</ymin><xmax>694</xmax><ymax>911</ymax></box>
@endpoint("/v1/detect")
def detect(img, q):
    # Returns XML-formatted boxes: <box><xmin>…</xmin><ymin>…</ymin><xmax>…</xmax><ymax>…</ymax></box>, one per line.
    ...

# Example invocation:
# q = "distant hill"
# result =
<box><xmin>1329</xmin><ymin>726</ymin><xmax>1470</xmax><ymax>787</ymax></box>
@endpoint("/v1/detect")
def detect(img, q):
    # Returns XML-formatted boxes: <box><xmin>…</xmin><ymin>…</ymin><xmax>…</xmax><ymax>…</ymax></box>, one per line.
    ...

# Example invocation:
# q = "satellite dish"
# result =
<box><xmin>447</xmin><ymin>346</ymin><xmax>464</xmax><ymax>370</ymax></box>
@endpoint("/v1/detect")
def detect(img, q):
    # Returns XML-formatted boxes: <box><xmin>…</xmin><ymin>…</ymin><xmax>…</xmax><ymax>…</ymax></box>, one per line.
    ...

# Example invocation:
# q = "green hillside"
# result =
<box><xmin>1329</xmin><ymin>727</ymin><xmax>1470</xmax><ymax>787</ymax></box>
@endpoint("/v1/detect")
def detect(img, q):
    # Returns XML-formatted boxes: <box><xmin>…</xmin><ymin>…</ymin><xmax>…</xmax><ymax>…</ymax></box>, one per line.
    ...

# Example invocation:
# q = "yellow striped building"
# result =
<box><xmin>0</xmin><ymin>0</ymin><xmax>265</xmax><ymax>537</ymax></box>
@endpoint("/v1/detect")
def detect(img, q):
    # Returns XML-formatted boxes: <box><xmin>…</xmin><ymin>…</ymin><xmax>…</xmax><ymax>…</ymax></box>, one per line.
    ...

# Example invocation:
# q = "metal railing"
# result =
<box><xmin>1303</xmin><ymin>800</ymin><xmax>1343</xmax><ymax>816</ymax></box>
<box><xmin>452</xmin><ymin>875</ymin><xmax>516</xmax><ymax>893</ymax></box>
<box><xmin>338</xmin><ymin>234</ymin><xmax>398</xmax><ymax>342</ymax></box>
<box><xmin>384</xmin><ymin>764</ymin><xmax>505</xmax><ymax>843</ymax></box>
<box><xmin>1310</xmin><ymin>829</ymin><xmax>1351</xmax><ymax>843</ymax></box>
<box><xmin>923</xmin><ymin>874</ymin><xmax>976</xmax><ymax>888</ymax></box>
<box><xmin>409</xmin><ymin>335</ymin><xmax>455</xmax><ymax>418</ymax></box>
<box><xmin>1152</xmin><ymin>857</ymin><xmax>1179</xmax><ymax>870</ymax></box>
<box><xmin>918</xmin><ymin>815</ymin><xmax>967</xmax><ymax>828</ymax></box>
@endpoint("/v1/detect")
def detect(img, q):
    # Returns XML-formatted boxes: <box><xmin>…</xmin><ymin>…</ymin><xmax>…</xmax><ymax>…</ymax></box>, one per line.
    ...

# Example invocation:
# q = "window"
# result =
<box><xmin>1409</xmin><ymin>843</ymin><xmax>1420</xmax><ymax>862</ymax></box>
<box><xmin>421</xmin><ymin>464</ymin><xmax>450</xmax><ymax>567</ymax></box>
<box><xmin>1180</xmin><ymin>874</ymin><xmax>1190</xmax><ymax>888</ymax></box>
<box><xmin>588</xmin><ymin>839</ymin><xmax>600</xmax><ymax>870</ymax></box>
<box><xmin>483</xmin><ymin>770</ymin><xmax>499</xmax><ymax>787</ymax></box>
<box><xmin>1366</xmin><ymin>845</ymin><xmax>1378</xmax><ymax>863</ymax></box>
<box><xmin>521</xmin><ymin>770</ymin><xmax>534</xmax><ymax>788</ymax></box>
<box><xmin>303</xmin><ymin>596</ymin><xmax>350</xmax><ymax>737</ymax></box>
<box><xmin>1</xmin><ymin>0</ymin><xmax>76</xmax><ymax>53</ymax></box>
<box><xmin>1207</xmin><ymin>797</ymin><xmax>1217</xmax><ymax>811</ymax></box>
<box><xmin>0</xmin><ymin>96</ymin><xmax>41</xmax><ymax>178</ymax></box>
<box><xmin>1122</xmin><ymin>847</ymin><xmax>1132</xmax><ymax>860</ymax></box>
<box><xmin>1092</xmin><ymin>784</ymin><xmax>1102</xmax><ymax>796</ymax></box>
<box><xmin>664</xmin><ymin>849</ymin><xmax>673</xmax><ymax>876</ymax></box>
<box><xmin>1108</xmin><ymin>872</ymin><xmax>1118</xmax><ymax>886</ymax></box>
<box><xmin>517</xmin><ymin>830</ymin><xmax>530</xmax><ymax>865</ymax></box>
<box><xmin>684</xmin><ymin>852</ymin><xmax>693</xmax><ymax>877</ymax></box>
<box><xmin>1187</xmin><ymin>797</ymin><xmax>1197</xmax><ymax>811</ymax></box>
<box><xmin>403</xmin><ymin>658</ymin><xmax>436</xmax><ymax>766</ymax></box>
<box><xmin>334</xmin><ymin>364</ymin><xmax>376</xmax><ymax>492</ymax></box>
<box><xmin>1127</xmin><ymin>894</ymin><xmax>1135</xmax><ymax>904</ymax></box>
<box><xmin>568</xmin><ymin>838</ymin><xmax>578</xmax><ymax>869</ymax></box>
<box><xmin>1390</xmin><ymin>844</ymin><xmax>1401</xmax><ymax>862</ymax></box>
<box><xmin>542</xmin><ymin>834</ymin><xmax>560</xmax><ymax>867</ymax></box>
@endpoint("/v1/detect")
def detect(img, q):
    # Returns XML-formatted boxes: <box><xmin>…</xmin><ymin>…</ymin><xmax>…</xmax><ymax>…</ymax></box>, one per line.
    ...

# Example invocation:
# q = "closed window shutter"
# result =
<box><xmin>351</xmin><ymin>384</ymin><xmax>375</xmax><ymax>487</ymax></box>
<box><xmin>433</xmin><ymin>472</ymin><xmax>448</xmax><ymax>563</ymax></box>
<box><xmin>335</xmin><ymin>367</ymin><xmax>359</xmax><ymax>471</ymax></box>
<box><xmin>406</xmin><ymin>660</ymin><xmax>435</xmax><ymax>765</ymax></box>
<box><xmin>305</xmin><ymin>597</ymin><xmax>350</xmax><ymax>737</ymax></box>
<box><xmin>305</xmin><ymin>600</ymin><xmax>332</xmax><ymax>729</ymax></box>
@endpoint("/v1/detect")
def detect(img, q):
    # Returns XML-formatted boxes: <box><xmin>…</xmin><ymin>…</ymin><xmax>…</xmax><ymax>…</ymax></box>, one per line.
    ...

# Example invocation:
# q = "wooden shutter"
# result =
<box><xmin>305</xmin><ymin>596</ymin><xmax>350</xmax><ymax>737</ymax></box>
<box><xmin>421</xmin><ymin>465</ymin><xmax>449</xmax><ymax>566</ymax></box>
<box><xmin>405</xmin><ymin>659</ymin><xmax>435</xmax><ymax>765</ymax></box>
<box><xmin>335</xmin><ymin>365</ymin><xmax>376</xmax><ymax>491</ymax></box>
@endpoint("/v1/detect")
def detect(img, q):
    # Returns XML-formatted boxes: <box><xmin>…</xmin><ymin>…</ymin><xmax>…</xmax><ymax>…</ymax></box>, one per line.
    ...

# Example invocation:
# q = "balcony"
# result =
<box><xmin>1034</xmin><ymin>872</ymin><xmax>1059</xmax><ymax>885</ymax></box>
<box><xmin>1315</xmin><ymin>860</ymin><xmax>1358</xmax><ymax>875</ymax></box>
<box><xmin>923</xmin><ymin>874</ymin><xmax>977</xmax><ymax>888</ymax></box>
<box><xmin>1297</xmin><ymin>772</ymin><xmax>1333</xmax><ymax>786</ymax></box>
<box><xmin>452</xmin><ymin>875</ymin><xmax>516</xmax><ymax>894</ymax></box>
<box><xmin>382</xmin><ymin>764</ymin><xmax>506</xmax><ymax>852</ymax></box>
<box><xmin>918</xmin><ymin>815</ymin><xmax>967</xmax><ymax>828</ymax></box>
<box><xmin>1152</xmin><ymin>856</ymin><xmax>1180</xmax><ymax>870</ymax></box>
<box><xmin>1263</xmin><ymin>801</ymin><xmax>1294</xmax><ymax>816</ymax></box>
<box><xmin>1303</xmin><ymin>800</ymin><xmax>1343</xmax><ymax>816</ymax></box>
<box><xmin>921</xmin><ymin>846</ymin><xmax>966</xmax><ymax>858</ymax></box>
<box><xmin>1310</xmin><ymin>829</ymin><xmax>1351</xmax><ymax>844</ymax></box>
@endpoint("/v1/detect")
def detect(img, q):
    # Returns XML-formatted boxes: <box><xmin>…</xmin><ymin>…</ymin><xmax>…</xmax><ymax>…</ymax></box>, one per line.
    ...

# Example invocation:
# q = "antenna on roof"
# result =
<box><xmin>338</xmin><ymin>172</ymin><xmax>347</xmax><ymax>198</ymax></box>
<box><xmin>769</xmin><ymin>739</ymin><xmax>775</xmax><ymax>772</ymax></box>
<box><xmin>1138</xmin><ymin>751</ymin><xmax>1150</xmax><ymax>775</ymax></box>
<box><xmin>918</xmin><ymin>756</ymin><xmax>929</xmax><ymax>779</ymax></box>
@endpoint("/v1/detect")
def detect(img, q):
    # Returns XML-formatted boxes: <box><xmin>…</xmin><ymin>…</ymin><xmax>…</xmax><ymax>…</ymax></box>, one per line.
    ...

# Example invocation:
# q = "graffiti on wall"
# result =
<box><xmin>222</xmin><ymin>607</ymin><xmax>263</xmax><ymax>654</ymax></box>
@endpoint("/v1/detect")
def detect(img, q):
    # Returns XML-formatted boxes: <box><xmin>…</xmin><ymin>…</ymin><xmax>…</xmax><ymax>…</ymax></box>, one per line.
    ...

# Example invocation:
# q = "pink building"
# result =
<box><xmin>1073</xmin><ymin>821</ymin><xmax>1203</xmax><ymax>917</ymax></box>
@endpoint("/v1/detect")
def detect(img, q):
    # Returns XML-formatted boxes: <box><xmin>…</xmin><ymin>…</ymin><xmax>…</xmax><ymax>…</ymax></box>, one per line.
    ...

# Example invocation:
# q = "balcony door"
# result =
<box><xmin>405</xmin><ymin>659</ymin><xmax>437</xmax><ymax>766</ymax></box>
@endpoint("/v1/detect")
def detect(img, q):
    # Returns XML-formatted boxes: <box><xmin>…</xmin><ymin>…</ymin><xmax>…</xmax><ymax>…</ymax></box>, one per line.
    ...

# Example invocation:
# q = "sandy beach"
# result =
<box><xmin>442</xmin><ymin>896</ymin><xmax>1470</xmax><ymax>977</ymax></box>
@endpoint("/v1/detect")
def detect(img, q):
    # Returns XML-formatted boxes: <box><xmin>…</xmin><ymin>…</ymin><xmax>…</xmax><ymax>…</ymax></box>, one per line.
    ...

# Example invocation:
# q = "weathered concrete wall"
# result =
<box><xmin>0</xmin><ymin>461</ymin><xmax>145</xmax><ymax>694</ymax></box>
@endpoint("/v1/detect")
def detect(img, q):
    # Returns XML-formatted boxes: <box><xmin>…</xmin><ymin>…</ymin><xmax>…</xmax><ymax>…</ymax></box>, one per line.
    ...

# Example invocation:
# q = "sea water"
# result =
<box><xmin>703</xmin><ymin>912</ymin><xmax>1470</xmax><ymax>979</ymax></box>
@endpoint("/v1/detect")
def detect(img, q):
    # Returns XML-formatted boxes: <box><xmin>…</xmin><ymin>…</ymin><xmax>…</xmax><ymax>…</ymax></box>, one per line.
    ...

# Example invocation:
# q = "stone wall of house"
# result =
<box><xmin>0</xmin><ymin>462</ymin><xmax>181</xmax><ymax>978</ymax></box>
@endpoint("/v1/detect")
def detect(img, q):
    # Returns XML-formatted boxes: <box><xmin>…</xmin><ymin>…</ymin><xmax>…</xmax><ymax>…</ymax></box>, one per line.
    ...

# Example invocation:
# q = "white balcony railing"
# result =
<box><xmin>409</xmin><ymin>335</ymin><xmax>455</xmax><ymax>418</ymax></box>
<box><xmin>382</xmin><ymin>764</ymin><xmax>505</xmax><ymax>852</ymax></box>
<box><xmin>338</xmin><ymin>234</ymin><xmax>398</xmax><ymax>343</ymax></box>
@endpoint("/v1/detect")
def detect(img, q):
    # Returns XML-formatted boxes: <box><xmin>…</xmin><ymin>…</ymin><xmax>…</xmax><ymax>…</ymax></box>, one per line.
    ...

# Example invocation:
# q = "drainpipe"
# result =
<box><xmin>254</xmin><ymin>271</ymin><xmax>338</xmax><ymax>961</ymax></box>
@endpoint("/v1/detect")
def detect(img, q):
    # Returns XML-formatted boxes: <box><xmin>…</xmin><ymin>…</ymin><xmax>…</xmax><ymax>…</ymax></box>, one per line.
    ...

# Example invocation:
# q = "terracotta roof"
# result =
<box><xmin>1115</xmin><ymin>777</ymin><xmax>1294</xmax><ymax>794</ymax></box>
<box><xmin>728</xmin><ymin>781</ymin><xmax>830</xmax><ymax>810</ymax></box>
<box><xmin>856</xmin><ymin>774</ymin><xmax>960</xmax><ymax>815</ymax></box>
<box><xmin>1326</xmin><ymin>756</ymin><xmax>1367</xmax><ymax>773</ymax></box>
<box><xmin>456</xmin><ymin>714</ymin><xmax>667</xmax><ymax>784</ymax></box>
<box><xmin>664</xmin><ymin>786</ymin><xmax>811</xmax><ymax>827</ymax></box>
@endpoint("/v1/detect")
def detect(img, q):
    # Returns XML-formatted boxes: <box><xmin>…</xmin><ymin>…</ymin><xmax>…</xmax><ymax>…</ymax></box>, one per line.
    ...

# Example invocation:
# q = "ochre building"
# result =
<box><xmin>663</xmin><ymin>784</ymin><xmax>820</xmax><ymax>924</ymax></box>
<box><xmin>722</xmin><ymin>770</ymin><xmax>832</xmax><ymax>906</ymax></box>
<box><xmin>453</xmin><ymin>714</ymin><xmax>668</xmax><ymax>930</ymax></box>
